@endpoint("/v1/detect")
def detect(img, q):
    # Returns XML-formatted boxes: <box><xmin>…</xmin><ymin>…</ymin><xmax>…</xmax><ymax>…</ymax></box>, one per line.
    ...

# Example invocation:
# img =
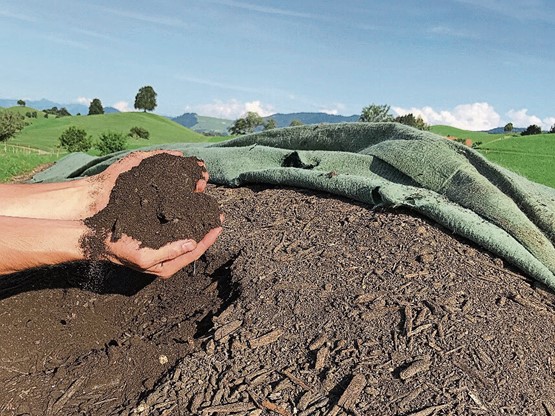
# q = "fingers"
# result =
<box><xmin>105</xmin><ymin>235</ymin><xmax>198</xmax><ymax>271</ymax></box>
<box><xmin>147</xmin><ymin>226</ymin><xmax>223</xmax><ymax>278</ymax></box>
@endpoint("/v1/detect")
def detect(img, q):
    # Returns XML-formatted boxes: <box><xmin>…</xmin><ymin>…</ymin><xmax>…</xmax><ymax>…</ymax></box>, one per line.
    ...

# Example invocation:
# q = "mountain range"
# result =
<box><xmin>0</xmin><ymin>98</ymin><xmax>119</xmax><ymax>115</ymax></box>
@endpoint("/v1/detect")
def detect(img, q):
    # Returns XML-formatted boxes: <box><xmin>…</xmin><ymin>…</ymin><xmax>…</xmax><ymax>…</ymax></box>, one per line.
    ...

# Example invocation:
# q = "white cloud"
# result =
<box><xmin>319</xmin><ymin>103</ymin><xmax>346</xmax><ymax>115</ymax></box>
<box><xmin>505</xmin><ymin>108</ymin><xmax>555</xmax><ymax>130</ymax></box>
<box><xmin>191</xmin><ymin>99</ymin><xmax>274</xmax><ymax>119</ymax></box>
<box><xmin>76</xmin><ymin>96</ymin><xmax>92</xmax><ymax>105</ymax></box>
<box><xmin>392</xmin><ymin>102</ymin><xmax>501</xmax><ymax>130</ymax></box>
<box><xmin>113</xmin><ymin>101</ymin><xmax>133</xmax><ymax>112</ymax></box>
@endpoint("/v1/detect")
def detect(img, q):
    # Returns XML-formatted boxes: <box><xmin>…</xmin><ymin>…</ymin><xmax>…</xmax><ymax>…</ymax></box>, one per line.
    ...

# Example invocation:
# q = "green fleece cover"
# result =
<box><xmin>32</xmin><ymin>122</ymin><xmax>555</xmax><ymax>289</ymax></box>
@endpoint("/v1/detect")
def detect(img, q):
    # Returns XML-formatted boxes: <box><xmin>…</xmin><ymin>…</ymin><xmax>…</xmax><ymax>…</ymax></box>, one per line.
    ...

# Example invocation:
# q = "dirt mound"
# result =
<box><xmin>1</xmin><ymin>185</ymin><xmax>555</xmax><ymax>415</ymax></box>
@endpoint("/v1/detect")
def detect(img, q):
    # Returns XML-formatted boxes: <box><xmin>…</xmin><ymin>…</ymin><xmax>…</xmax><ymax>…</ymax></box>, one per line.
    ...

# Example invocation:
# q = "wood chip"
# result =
<box><xmin>400</xmin><ymin>358</ymin><xmax>431</xmax><ymax>380</ymax></box>
<box><xmin>407</xmin><ymin>323</ymin><xmax>433</xmax><ymax>337</ymax></box>
<box><xmin>404</xmin><ymin>304</ymin><xmax>414</xmax><ymax>336</ymax></box>
<box><xmin>309</xmin><ymin>334</ymin><xmax>328</xmax><ymax>351</ymax></box>
<box><xmin>337</xmin><ymin>373</ymin><xmax>366</xmax><ymax>410</ymax></box>
<box><xmin>281</xmin><ymin>369</ymin><xmax>312</xmax><ymax>392</ymax></box>
<box><xmin>315</xmin><ymin>347</ymin><xmax>329</xmax><ymax>371</ymax></box>
<box><xmin>407</xmin><ymin>403</ymin><xmax>449</xmax><ymax>416</ymax></box>
<box><xmin>398</xmin><ymin>386</ymin><xmax>424</xmax><ymax>410</ymax></box>
<box><xmin>214</xmin><ymin>319</ymin><xmax>243</xmax><ymax>341</ymax></box>
<box><xmin>261</xmin><ymin>399</ymin><xmax>291</xmax><ymax>416</ymax></box>
<box><xmin>249</xmin><ymin>329</ymin><xmax>284</xmax><ymax>349</ymax></box>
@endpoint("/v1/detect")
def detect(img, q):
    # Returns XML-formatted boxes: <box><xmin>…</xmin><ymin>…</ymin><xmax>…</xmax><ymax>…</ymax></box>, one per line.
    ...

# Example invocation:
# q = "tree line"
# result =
<box><xmin>227</xmin><ymin>103</ymin><xmax>555</xmax><ymax>136</ymax></box>
<box><xmin>227</xmin><ymin>104</ymin><xmax>431</xmax><ymax>135</ymax></box>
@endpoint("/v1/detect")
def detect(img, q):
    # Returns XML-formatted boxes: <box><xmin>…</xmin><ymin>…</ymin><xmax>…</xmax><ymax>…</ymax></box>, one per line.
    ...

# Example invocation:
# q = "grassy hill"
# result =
<box><xmin>431</xmin><ymin>125</ymin><xmax>555</xmax><ymax>187</ymax></box>
<box><xmin>430</xmin><ymin>125</ymin><xmax>508</xmax><ymax>144</ymax></box>
<box><xmin>10</xmin><ymin>110</ymin><xmax>204</xmax><ymax>151</ymax></box>
<box><xmin>171</xmin><ymin>113</ymin><xmax>233</xmax><ymax>135</ymax></box>
<box><xmin>478</xmin><ymin>134</ymin><xmax>555</xmax><ymax>187</ymax></box>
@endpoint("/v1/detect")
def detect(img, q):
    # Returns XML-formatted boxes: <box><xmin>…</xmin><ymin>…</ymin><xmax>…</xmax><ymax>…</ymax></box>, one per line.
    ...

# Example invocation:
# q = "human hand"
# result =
<box><xmin>102</xmin><ymin>223</ymin><xmax>223</xmax><ymax>278</ymax></box>
<box><xmin>85</xmin><ymin>150</ymin><xmax>209</xmax><ymax>218</ymax></box>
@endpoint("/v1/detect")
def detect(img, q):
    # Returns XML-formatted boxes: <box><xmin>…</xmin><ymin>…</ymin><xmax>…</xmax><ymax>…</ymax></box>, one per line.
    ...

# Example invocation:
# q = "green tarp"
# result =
<box><xmin>32</xmin><ymin>122</ymin><xmax>555</xmax><ymax>289</ymax></box>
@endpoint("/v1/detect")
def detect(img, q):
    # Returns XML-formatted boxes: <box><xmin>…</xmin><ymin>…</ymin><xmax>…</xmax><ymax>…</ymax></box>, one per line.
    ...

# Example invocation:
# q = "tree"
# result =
<box><xmin>521</xmin><ymin>124</ymin><xmax>542</xmax><ymax>136</ymax></box>
<box><xmin>394</xmin><ymin>113</ymin><xmax>429</xmax><ymax>130</ymax></box>
<box><xmin>96</xmin><ymin>131</ymin><xmax>127</xmax><ymax>155</ymax></box>
<box><xmin>88</xmin><ymin>98</ymin><xmax>104</xmax><ymax>115</ymax></box>
<box><xmin>58</xmin><ymin>126</ymin><xmax>93</xmax><ymax>152</ymax></box>
<box><xmin>550</xmin><ymin>124</ymin><xmax>555</xmax><ymax>134</ymax></box>
<box><xmin>128</xmin><ymin>126</ymin><xmax>150</xmax><ymax>140</ymax></box>
<box><xmin>264</xmin><ymin>118</ymin><xmax>277</xmax><ymax>130</ymax></box>
<box><xmin>359</xmin><ymin>104</ymin><xmax>393</xmax><ymax>123</ymax></box>
<box><xmin>0</xmin><ymin>111</ymin><xmax>26</xmax><ymax>142</ymax></box>
<box><xmin>228</xmin><ymin>111</ymin><xmax>264</xmax><ymax>135</ymax></box>
<box><xmin>134</xmin><ymin>86</ymin><xmax>157</xmax><ymax>112</ymax></box>
<box><xmin>289</xmin><ymin>119</ymin><xmax>304</xmax><ymax>127</ymax></box>
<box><xmin>17</xmin><ymin>99</ymin><xmax>26</xmax><ymax>106</ymax></box>
<box><xmin>504</xmin><ymin>122</ymin><xmax>513</xmax><ymax>133</ymax></box>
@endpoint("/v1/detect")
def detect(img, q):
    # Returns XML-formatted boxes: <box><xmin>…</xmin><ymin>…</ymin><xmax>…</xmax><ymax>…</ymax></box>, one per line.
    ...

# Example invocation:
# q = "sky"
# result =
<box><xmin>1</xmin><ymin>0</ymin><xmax>554</xmax><ymax>130</ymax></box>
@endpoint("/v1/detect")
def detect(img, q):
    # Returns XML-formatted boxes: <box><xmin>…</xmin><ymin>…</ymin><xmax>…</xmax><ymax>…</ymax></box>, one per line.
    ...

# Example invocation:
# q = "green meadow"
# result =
<box><xmin>478</xmin><ymin>134</ymin><xmax>555</xmax><ymax>187</ymax></box>
<box><xmin>429</xmin><ymin>125</ymin><xmax>508</xmax><ymax>143</ymax></box>
<box><xmin>9</xmin><ymin>109</ymin><xmax>206</xmax><ymax>152</ymax></box>
<box><xmin>430</xmin><ymin>125</ymin><xmax>555</xmax><ymax>187</ymax></box>
<box><xmin>0</xmin><ymin>145</ymin><xmax>61</xmax><ymax>182</ymax></box>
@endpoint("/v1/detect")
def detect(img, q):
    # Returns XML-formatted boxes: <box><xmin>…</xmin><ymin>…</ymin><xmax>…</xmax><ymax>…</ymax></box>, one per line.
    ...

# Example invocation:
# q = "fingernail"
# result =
<box><xmin>182</xmin><ymin>241</ymin><xmax>196</xmax><ymax>251</ymax></box>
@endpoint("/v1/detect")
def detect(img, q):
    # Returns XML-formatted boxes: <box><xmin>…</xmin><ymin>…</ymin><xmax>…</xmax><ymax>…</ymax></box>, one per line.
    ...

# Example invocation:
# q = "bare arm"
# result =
<box><xmin>0</xmin><ymin>180</ymin><xmax>92</xmax><ymax>220</ymax></box>
<box><xmin>0</xmin><ymin>216</ymin><xmax>86</xmax><ymax>274</ymax></box>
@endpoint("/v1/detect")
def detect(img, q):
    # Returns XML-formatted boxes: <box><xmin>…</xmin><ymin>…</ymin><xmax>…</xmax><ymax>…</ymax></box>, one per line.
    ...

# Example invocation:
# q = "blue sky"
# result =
<box><xmin>1</xmin><ymin>0</ymin><xmax>554</xmax><ymax>129</ymax></box>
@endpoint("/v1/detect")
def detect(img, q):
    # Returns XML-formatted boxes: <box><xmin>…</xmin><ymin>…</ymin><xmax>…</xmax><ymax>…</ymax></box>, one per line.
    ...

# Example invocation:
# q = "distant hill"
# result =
<box><xmin>265</xmin><ymin>112</ymin><xmax>360</xmax><ymax>127</ymax></box>
<box><xmin>172</xmin><ymin>111</ymin><xmax>361</xmax><ymax>135</ymax></box>
<box><xmin>172</xmin><ymin>113</ymin><xmax>233</xmax><ymax>135</ymax></box>
<box><xmin>0</xmin><ymin>98</ymin><xmax>119</xmax><ymax>115</ymax></box>
<box><xmin>484</xmin><ymin>127</ymin><xmax>526</xmax><ymax>134</ymax></box>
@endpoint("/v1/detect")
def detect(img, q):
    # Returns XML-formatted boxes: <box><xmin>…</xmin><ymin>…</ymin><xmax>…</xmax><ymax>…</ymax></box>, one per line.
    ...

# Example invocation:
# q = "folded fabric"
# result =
<box><xmin>32</xmin><ymin>122</ymin><xmax>555</xmax><ymax>289</ymax></box>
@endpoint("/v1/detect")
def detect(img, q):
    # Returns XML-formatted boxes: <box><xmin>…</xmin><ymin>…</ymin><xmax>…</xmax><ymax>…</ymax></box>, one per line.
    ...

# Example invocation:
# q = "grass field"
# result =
<box><xmin>430</xmin><ymin>125</ymin><xmax>510</xmax><ymax>144</ymax></box>
<box><xmin>0</xmin><ymin>145</ymin><xmax>61</xmax><ymax>182</ymax></box>
<box><xmin>478</xmin><ymin>134</ymin><xmax>555</xmax><ymax>187</ymax></box>
<box><xmin>9</xmin><ymin>109</ymin><xmax>205</xmax><ymax>151</ymax></box>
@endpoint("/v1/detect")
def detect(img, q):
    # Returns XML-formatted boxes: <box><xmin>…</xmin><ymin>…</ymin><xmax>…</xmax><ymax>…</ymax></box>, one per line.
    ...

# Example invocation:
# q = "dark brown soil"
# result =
<box><xmin>83</xmin><ymin>154</ymin><xmax>221</xmax><ymax>256</ymax></box>
<box><xmin>1</xmin><ymin>185</ymin><xmax>555</xmax><ymax>415</ymax></box>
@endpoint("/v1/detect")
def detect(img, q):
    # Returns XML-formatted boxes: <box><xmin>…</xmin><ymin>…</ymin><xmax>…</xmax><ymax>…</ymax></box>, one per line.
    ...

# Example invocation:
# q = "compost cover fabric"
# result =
<box><xmin>33</xmin><ymin>122</ymin><xmax>555</xmax><ymax>289</ymax></box>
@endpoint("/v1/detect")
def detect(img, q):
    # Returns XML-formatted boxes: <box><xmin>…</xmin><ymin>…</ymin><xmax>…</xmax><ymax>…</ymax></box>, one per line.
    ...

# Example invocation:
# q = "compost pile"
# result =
<box><xmin>1</xmin><ymin>182</ymin><xmax>555</xmax><ymax>415</ymax></box>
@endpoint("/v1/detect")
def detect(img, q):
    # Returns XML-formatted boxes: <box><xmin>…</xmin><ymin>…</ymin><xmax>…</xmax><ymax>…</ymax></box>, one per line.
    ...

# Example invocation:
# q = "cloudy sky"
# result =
<box><xmin>1</xmin><ymin>0</ymin><xmax>554</xmax><ymax>130</ymax></box>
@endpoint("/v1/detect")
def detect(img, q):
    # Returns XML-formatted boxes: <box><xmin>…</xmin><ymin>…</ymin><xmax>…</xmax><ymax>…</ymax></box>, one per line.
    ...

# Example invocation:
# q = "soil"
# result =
<box><xmin>84</xmin><ymin>154</ymin><xmax>221</xmax><ymax>255</ymax></box>
<box><xmin>1</xmin><ymin>185</ymin><xmax>555</xmax><ymax>415</ymax></box>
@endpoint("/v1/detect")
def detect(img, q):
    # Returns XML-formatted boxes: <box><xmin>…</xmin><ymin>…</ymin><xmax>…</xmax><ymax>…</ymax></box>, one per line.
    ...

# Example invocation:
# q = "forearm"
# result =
<box><xmin>0</xmin><ymin>216</ymin><xmax>87</xmax><ymax>275</ymax></box>
<box><xmin>0</xmin><ymin>179</ymin><xmax>93</xmax><ymax>220</ymax></box>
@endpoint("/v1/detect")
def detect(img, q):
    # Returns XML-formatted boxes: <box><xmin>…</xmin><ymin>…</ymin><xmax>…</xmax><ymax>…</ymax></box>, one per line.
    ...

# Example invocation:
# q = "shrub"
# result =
<box><xmin>0</xmin><ymin>111</ymin><xmax>26</xmax><ymax>142</ymax></box>
<box><xmin>521</xmin><ymin>124</ymin><xmax>542</xmax><ymax>136</ymax></box>
<box><xmin>97</xmin><ymin>131</ymin><xmax>127</xmax><ymax>155</ymax></box>
<box><xmin>58</xmin><ymin>126</ymin><xmax>93</xmax><ymax>152</ymax></box>
<box><xmin>128</xmin><ymin>126</ymin><xmax>150</xmax><ymax>140</ymax></box>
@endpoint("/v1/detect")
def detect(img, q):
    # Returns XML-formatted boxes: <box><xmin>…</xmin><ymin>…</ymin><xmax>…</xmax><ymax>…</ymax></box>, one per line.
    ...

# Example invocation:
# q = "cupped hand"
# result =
<box><xmin>85</xmin><ymin>150</ymin><xmax>209</xmax><ymax>218</ymax></box>
<box><xmin>103</xmin><ymin>225</ymin><xmax>223</xmax><ymax>278</ymax></box>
